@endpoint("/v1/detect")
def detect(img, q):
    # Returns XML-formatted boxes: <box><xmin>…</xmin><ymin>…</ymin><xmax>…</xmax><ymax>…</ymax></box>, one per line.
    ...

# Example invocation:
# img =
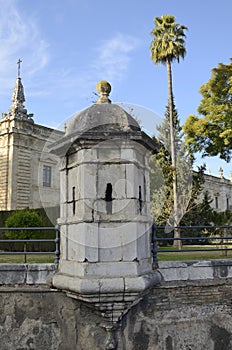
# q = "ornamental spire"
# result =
<box><xmin>2</xmin><ymin>59</ymin><xmax>34</xmax><ymax>121</ymax></box>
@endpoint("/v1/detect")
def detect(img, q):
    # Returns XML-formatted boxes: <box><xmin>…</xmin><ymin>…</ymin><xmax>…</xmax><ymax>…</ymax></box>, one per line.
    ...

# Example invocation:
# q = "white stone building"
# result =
<box><xmin>0</xmin><ymin>67</ymin><xmax>63</xmax><ymax>211</ymax></box>
<box><xmin>200</xmin><ymin>169</ymin><xmax>232</xmax><ymax>212</ymax></box>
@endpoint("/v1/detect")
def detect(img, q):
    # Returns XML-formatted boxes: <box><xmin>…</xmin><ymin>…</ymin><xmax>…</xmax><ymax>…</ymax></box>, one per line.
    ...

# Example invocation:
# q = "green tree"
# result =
<box><xmin>150</xmin><ymin>102</ymin><xmax>185</xmax><ymax>225</ymax></box>
<box><xmin>4</xmin><ymin>209</ymin><xmax>44</xmax><ymax>262</ymax></box>
<box><xmin>150</xmin><ymin>103</ymin><xmax>205</xmax><ymax>247</ymax></box>
<box><xmin>180</xmin><ymin>191</ymin><xmax>214</xmax><ymax>240</ymax></box>
<box><xmin>183</xmin><ymin>59</ymin><xmax>232</xmax><ymax>162</ymax></box>
<box><xmin>212</xmin><ymin>210</ymin><xmax>232</xmax><ymax>226</ymax></box>
<box><xmin>150</xmin><ymin>14</ymin><xmax>188</xmax><ymax>247</ymax></box>
<box><xmin>5</xmin><ymin>210</ymin><xmax>44</xmax><ymax>239</ymax></box>
<box><xmin>211</xmin><ymin>210</ymin><xmax>232</xmax><ymax>244</ymax></box>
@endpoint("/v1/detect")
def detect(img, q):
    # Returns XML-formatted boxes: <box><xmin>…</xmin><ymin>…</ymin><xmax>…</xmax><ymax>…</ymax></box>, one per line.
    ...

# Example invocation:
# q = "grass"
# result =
<box><xmin>1</xmin><ymin>246</ymin><xmax>232</xmax><ymax>263</ymax></box>
<box><xmin>0</xmin><ymin>254</ymin><xmax>55</xmax><ymax>263</ymax></box>
<box><xmin>157</xmin><ymin>245</ymin><xmax>232</xmax><ymax>261</ymax></box>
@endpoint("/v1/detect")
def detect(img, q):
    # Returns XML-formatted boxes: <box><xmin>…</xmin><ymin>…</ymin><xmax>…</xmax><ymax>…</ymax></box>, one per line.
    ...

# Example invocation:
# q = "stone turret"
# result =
<box><xmin>2</xmin><ymin>59</ymin><xmax>33</xmax><ymax>122</ymax></box>
<box><xmin>50</xmin><ymin>82</ymin><xmax>161</xmax><ymax>348</ymax></box>
<box><xmin>0</xmin><ymin>60</ymin><xmax>62</xmax><ymax>211</ymax></box>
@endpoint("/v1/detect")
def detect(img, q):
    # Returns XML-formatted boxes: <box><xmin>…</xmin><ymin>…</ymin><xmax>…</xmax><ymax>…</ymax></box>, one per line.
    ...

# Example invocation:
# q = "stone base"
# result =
<box><xmin>52</xmin><ymin>270</ymin><xmax>161</xmax><ymax>325</ymax></box>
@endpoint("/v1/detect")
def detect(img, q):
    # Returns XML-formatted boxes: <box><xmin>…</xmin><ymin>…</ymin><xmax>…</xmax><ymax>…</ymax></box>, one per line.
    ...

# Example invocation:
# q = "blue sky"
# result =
<box><xmin>0</xmin><ymin>0</ymin><xmax>231</xmax><ymax>178</ymax></box>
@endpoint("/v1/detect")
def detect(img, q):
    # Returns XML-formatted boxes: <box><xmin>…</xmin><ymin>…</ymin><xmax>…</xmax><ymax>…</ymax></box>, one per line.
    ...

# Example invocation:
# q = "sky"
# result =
<box><xmin>0</xmin><ymin>0</ymin><xmax>231</xmax><ymax>178</ymax></box>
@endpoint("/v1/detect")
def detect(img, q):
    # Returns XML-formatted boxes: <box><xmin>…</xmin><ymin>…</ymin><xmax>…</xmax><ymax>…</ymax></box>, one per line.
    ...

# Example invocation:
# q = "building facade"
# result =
<box><xmin>200</xmin><ymin>170</ymin><xmax>232</xmax><ymax>212</ymax></box>
<box><xmin>0</xmin><ymin>71</ymin><xmax>63</xmax><ymax>211</ymax></box>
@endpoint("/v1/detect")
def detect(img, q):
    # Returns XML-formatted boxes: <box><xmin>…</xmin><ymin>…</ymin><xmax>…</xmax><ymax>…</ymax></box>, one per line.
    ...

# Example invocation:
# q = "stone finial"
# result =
<box><xmin>219</xmin><ymin>167</ymin><xmax>224</xmax><ymax>179</ymax></box>
<box><xmin>96</xmin><ymin>80</ymin><xmax>111</xmax><ymax>104</ymax></box>
<box><xmin>17</xmin><ymin>58</ymin><xmax>22</xmax><ymax>78</ymax></box>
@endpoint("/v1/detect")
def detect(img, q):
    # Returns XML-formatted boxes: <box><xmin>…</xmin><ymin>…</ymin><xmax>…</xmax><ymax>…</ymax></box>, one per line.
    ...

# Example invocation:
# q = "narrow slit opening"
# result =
<box><xmin>72</xmin><ymin>186</ymin><xmax>76</xmax><ymax>215</ymax></box>
<box><xmin>139</xmin><ymin>185</ymin><xmax>142</xmax><ymax>214</ymax></box>
<box><xmin>105</xmin><ymin>183</ymin><xmax>112</xmax><ymax>214</ymax></box>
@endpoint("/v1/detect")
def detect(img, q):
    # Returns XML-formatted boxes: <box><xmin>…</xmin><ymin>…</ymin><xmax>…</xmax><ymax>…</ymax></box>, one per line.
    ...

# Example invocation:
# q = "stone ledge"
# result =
<box><xmin>52</xmin><ymin>270</ymin><xmax>161</xmax><ymax>297</ymax></box>
<box><xmin>0</xmin><ymin>264</ymin><xmax>57</xmax><ymax>285</ymax></box>
<box><xmin>158</xmin><ymin>259</ymin><xmax>232</xmax><ymax>282</ymax></box>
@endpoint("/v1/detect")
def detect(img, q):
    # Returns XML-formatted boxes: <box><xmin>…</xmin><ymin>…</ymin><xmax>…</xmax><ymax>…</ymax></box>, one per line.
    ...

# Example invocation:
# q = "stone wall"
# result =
<box><xmin>1</xmin><ymin>280</ymin><xmax>232</xmax><ymax>349</ymax></box>
<box><xmin>1</xmin><ymin>262</ymin><xmax>232</xmax><ymax>349</ymax></box>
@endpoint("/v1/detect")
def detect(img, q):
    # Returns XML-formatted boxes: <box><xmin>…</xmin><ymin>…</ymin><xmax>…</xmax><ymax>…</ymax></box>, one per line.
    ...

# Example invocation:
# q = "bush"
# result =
<box><xmin>4</xmin><ymin>210</ymin><xmax>44</xmax><ymax>240</ymax></box>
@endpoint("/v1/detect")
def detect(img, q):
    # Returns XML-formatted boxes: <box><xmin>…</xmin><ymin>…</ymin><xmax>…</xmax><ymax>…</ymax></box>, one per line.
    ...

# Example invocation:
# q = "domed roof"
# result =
<box><xmin>66</xmin><ymin>103</ymin><xmax>140</xmax><ymax>136</ymax></box>
<box><xmin>49</xmin><ymin>81</ymin><xmax>158</xmax><ymax>156</ymax></box>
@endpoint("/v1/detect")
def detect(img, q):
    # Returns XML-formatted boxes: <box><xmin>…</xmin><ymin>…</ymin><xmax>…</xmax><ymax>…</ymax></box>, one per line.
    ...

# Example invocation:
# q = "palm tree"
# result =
<box><xmin>150</xmin><ymin>14</ymin><xmax>188</xmax><ymax>249</ymax></box>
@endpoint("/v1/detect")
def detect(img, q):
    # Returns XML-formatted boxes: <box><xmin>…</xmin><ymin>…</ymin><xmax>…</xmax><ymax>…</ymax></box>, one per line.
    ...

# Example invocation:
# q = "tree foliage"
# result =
<box><xmin>4</xmin><ymin>209</ymin><xmax>44</xmax><ymax>240</ymax></box>
<box><xmin>150</xmin><ymin>103</ymin><xmax>205</xmax><ymax>227</ymax></box>
<box><xmin>212</xmin><ymin>210</ymin><xmax>232</xmax><ymax>226</ymax></box>
<box><xmin>180</xmin><ymin>192</ymin><xmax>214</xmax><ymax>227</ymax></box>
<box><xmin>183</xmin><ymin>59</ymin><xmax>232</xmax><ymax>162</ymax></box>
<box><xmin>150</xmin><ymin>14</ymin><xmax>187</xmax><ymax>65</ymax></box>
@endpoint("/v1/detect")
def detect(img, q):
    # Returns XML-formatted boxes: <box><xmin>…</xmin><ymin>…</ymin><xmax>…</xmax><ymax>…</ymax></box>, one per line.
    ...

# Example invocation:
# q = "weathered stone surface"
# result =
<box><xmin>158</xmin><ymin>259</ymin><xmax>232</xmax><ymax>281</ymax></box>
<box><xmin>26</xmin><ymin>263</ymin><xmax>57</xmax><ymax>284</ymax></box>
<box><xmin>0</xmin><ymin>264</ymin><xmax>26</xmax><ymax>285</ymax></box>
<box><xmin>0</xmin><ymin>264</ymin><xmax>56</xmax><ymax>286</ymax></box>
<box><xmin>1</xmin><ymin>279</ymin><xmax>232</xmax><ymax>349</ymax></box>
<box><xmin>0</xmin><ymin>288</ymin><xmax>79</xmax><ymax>350</ymax></box>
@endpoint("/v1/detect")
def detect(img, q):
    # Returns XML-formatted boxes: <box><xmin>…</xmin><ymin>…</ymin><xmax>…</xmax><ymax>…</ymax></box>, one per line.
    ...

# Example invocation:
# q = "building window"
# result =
<box><xmin>226</xmin><ymin>198</ymin><xmax>229</xmax><ymax>210</ymax></box>
<box><xmin>215</xmin><ymin>196</ymin><xmax>218</xmax><ymax>209</ymax></box>
<box><xmin>43</xmin><ymin>165</ymin><xmax>52</xmax><ymax>187</ymax></box>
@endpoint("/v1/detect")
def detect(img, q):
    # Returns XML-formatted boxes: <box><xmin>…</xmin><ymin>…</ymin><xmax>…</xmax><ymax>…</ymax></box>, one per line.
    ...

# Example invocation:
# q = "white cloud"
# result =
<box><xmin>60</xmin><ymin>32</ymin><xmax>141</xmax><ymax>103</ymax></box>
<box><xmin>0</xmin><ymin>2</ymin><xmax>140</xmax><ymax>116</ymax></box>
<box><xmin>92</xmin><ymin>33</ymin><xmax>140</xmax><ymax>82</ymax></box>
<box><xmin>0</xmin><ymin>0</ymin><xmax>49</xmax><ymax>90</ymax></box>
<box><xmin>39</xmin><ymin>32</ymin><xmax>141</xmax><ymax>105</ymax></box>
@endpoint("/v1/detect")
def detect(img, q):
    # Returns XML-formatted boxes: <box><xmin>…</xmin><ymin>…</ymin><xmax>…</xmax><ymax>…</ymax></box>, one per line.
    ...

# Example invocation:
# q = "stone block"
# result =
<box><xmin>98</xmin><ymin>226</ymin><xmax>122</xmax><ymax>261</ymax></box>
<box><xmin>26</xmin><ymin>264</ymin><xmax>56</xmax><ymax>284</ymax></box>
<box><xmin>120</xmin><ymin>146</ymin><xmax>136</xmax><ymax>162</ymax></box>
<box><xmin>136</xmin><ymin>229</ymin><xmax>151</xmax><ymax>260</ymax></box>
<box><xmin>0</xmin><ymin>264</ymin><xmax>26</xmax><ymax>285</ymax></box>
<box><xmin>112</xmin><ymin>198</ymin><xmax>137</xmax><ymax>218</ymax></box>
<box><xmin>59</xmin><ymin>260</ymin><xmax>86</xmax><ymax>277</ymax></box>
<box><xmin>158</xmin><ymin>261</ymin><xmax>189</xmax><ymax>281</ymax></box>
<box><xmin>97</xmin><ymin>143</ymin><xmax>121</xmax><ymax>161</ymax></box>
<box><xmin>125</xmin><ymin>163</ymin><xmax>146</xmax><ymax>198</ymax></box>
<box><xmin>76</xmin><ymin>147</ymin><xmax>98</xmax><ymax>163</ymax></box>
<box><xmin>66</xmin><ymin>222</ymin><xmax>99</xmax><ymax>262</ymax></box>
<box><xmin>189</xmin><ymin>261</ymin><xmax>214</xmax><ymax>280</ymax></box>
<box><xmin>84</xmin><ymin>261</ymin><xmax>142</xmax><ymax>277</ymax></box>
<box><xmin>77</xmin><ymin>163</ymin><xmax>97</xmax><ymax>199</ymax></box>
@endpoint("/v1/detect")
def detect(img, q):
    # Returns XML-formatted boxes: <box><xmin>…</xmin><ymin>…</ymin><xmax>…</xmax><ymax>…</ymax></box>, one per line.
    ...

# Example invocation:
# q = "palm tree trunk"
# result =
<box><xmin>166</xmin><ymin>57</ymin><xmax>182</xmax><ymax>250</ymax></box>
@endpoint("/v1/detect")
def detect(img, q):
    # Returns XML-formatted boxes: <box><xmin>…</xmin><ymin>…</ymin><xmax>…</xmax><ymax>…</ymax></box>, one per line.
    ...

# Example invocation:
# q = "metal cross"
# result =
<box><xmin>17</xmin><ymin>59</ymin><xmax>22</xmax><ymax>77</ymax></box>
